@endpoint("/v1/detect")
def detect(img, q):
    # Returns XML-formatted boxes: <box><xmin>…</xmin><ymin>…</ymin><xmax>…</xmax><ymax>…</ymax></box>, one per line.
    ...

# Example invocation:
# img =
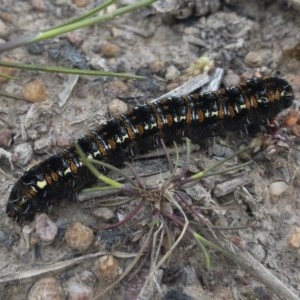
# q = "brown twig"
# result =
<box><xmin>218</xmin><ymin>237</ymin><xmax>300</xmax><ymax>300</ymax></box>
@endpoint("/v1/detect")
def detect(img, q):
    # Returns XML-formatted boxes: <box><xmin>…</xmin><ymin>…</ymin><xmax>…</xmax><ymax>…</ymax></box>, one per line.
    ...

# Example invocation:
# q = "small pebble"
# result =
<box><xmin>65</xmin><ymin>222</ymin><xmax>94</xmax><ymax>251</ymax></box>
<box><xmin>287</xmin><ymin>227</ymin><xmax>300</xmax><ymax>248</ymax></box>
<box><xmin>38</xmin><ymin>123</ymin><xmax>51</xmax><ymax>134</ymax></box>
<box><xmin>30</xmin><ymin>0</ymin><xmax>46</xmax><ymax>11</ymax></box>
<box><xmin>244</xmin><ymin>50</ymin><xmax>273</xmax><ymax>68</ymax></box>
<box><xmin>56</xmin><ymin>132</ymin><xmax>73</xmax><ymax>148</ymax></box>
<box><xmin>212</xmin><ymin>288</ymin><xmax>234</xmax><ymax>300</ymax></box>
<box><xmin>174</xmin><ymin>6</ymin><xmax>193</xmax><ymax>19</ymax></box>
<box><xmin>66</xmin><ymin>31</ymin><xmax>85</xmax><ymax>47</ymax></box>
<box><xmin>30</xmin><ymin>234</ymin><xmax>39</xmax><ymax>247</ymax></box>
<box><xmin>101</xmin><ymin>42</ymin><xmax>121</xmax><ymax>58</ymax></box>
<box><xmin>27</xmin><ymin>129</ymin><xmax>40</xmax><ymax>141</ymax></box>
<box><xmin>0</xmin><ymin>129</ymin><xmax>12</xmax><ymax>148</ymax></box>
<box><xmin>223</xmin><ymin>72</ymin><xmax>241</xmax><ymax>87</ymax></box>
<box><xmin>12</xmin><ymin>143</ymin><xmax>33</xmax><ymax>166</ymax></box>
<box><xmin>105</xmin><ymin>80</ymin><xmax>129</xmax><ymax>98</ymax></box>
<box><xmin>284</xmin><ymin>73</ymin><xmax>300</xmax><ymax>92</ymax></box>
<box><xmin>72</xmin><ymin>0</ymin><xmax>90</xmax><ymax>7</ymax></box>
<box><xmin>0</xmin><ymin>11</ymin><xmax>13</xmax><ymax>23</ymax></box>
<box><xmin>15</xmin><ymin>103</ymin><xmax>31</xmax><ymax>116</ymax></box>
<box><xmin>78</xmin><ymin>270</ymin><xmax>97</xmax><ymax>285</ymax></box>
<box><xmin>269</xmin><ymin>181</ymin><xmax>289</xmax><ymax>196</ymax></box>
<box><xmin>0</xmin><ymin>230</ymin><xmax>9</xmax><ymax>244</ymax></box>
<box><xmin>65</xmin><ymin>278</ymin><xmax>93</xmax><ymax>300</ymax></box>
<box><xmin>22</xmin><ymin>79</ymin><xmax>47</xmax><ymax>102</ymax></box>
<box><xmin>94</xmin><ymin>255</ymin><xmax>122</xmax><ymax>283</ymax></box>
<box><xmin>166</xmin><ymin>82</ymin><xmax>180</xmax><ymax>91</ymax></box>
<box><xmin>165</xmin><ymin>65</ymin><xmax>180</xmax><ymax>81</ymax></box>
<box><xmin>108</xmin><ymin>99</ymin><xmax>128</xmax><ymax>117</ymax></box>
<box><xmin>19</xmin><ymin>225</ymin><xmax>34</xmax><ymax>253</ymax></box>
<box><xmin>34</xmin><ymin>214</ymin><xmax>58</xmax><ymax>245</ymax></box>
<box><xmin>27</xmin><ymin>277</ymin><xmax>65</xmax><ymax>300</ymax></box>
<box><xmin>149</xmin><ymin>60</ymin><xmax>166</xmax><ymax>76</ymax></box>
<box><xmin>34</xmin><ymin>137</ymin><xmax>52</xmax><ymax>155</ymax></box>
<box><xmin>27</xmin><ymin>43</ymin><xmax>45</xmax><ymax>55</ymax></box>
<box><xmin>92</xmin><ymin>207</ymin><xmax>115</xmax><ymax>222</ymax></box>
<box><xmin>0</xmin><ymin>19</ymin><xmax>10</xmax><ymax>38</ymax></box>
<box><xmin>247</xmin><ymin>242</ymin><xmax>267</xmax><ymax>262</ymax></box>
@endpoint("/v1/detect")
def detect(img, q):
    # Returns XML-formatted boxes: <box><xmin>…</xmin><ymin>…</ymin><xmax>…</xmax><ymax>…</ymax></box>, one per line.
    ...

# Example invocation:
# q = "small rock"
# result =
<box><xmin>94</xmin><ymin>255</ymin><xmax>122</xmax><ymax>283</ymax></box>
<box><xmin>30</xmin><ymin>234</ymin><xmax>39</xmax><ymax>247</ymax></box>
<box><xmin>65</xmin><ymin>222</ymin><xmax>94</xmax><ymax>251</ymax></box>
<box><xmin>287</xmin><ymin>227</ymin><xmax>300</xmax><ymax>248</ymax></box>
<box><xmin>92</xmin><ymin>207</ymin><xmax>115</xmax><ymax>222</ymax></box>
<box><xmin>72</xmin><ymin>0</ymin><xmax>90</xmax><ymax>7</ymax></box>
<box><xmin>247</xmin><ymin>242</ymin><xmax>267</xmax><ymax>262</ymax></box>
<box><xmin>66</xmin><ymin>31</ymin><xmax>85</xmax><ymax>47</ymax></box>
<box><xmin>244</xmin><ymin>49</ymin><xmax>273</xmax><ymax>68</ymax></box>
<box><xmin>27</xmin><ymin>277</ymin><xmax>65</xmax><ymax>300</ymax></box>
<box><xmin>240</xmin><ymin>70</ymin><xmax>259</xmax><ymax>81</ymax></box>
<box><xmin>27</xmin><ymin>129</ymin><xmax>40</xmax><ymax>140</ymax></box>
<box><xmin>15</xmin><ymin>103</ymin><xmax>31</xmax><ymax>116</ymax></box>
<box><xmin>30</xmin><ymin>0</ymin><xmax>46</xmax><ymax>11</ymax></box>
<box><xmin>65</xmin><ymin>278</ymin><xmax>93</xmax><ymax>300</ymax></box>
<box><xmin>284</xmin><ymin>73</ymin><xmax>300</xmax><ymax>92</ymax></box>
<box><xmin>212</xmin><ymin>287</ymin><xmax>234</xmax><ymax>300</ymax></box>
<box><xmin>34</xmin><ymin>214</ymin><xmax>58</xmax><ymax>245</ymax></box>
<box><xmin>105</xmin><ymin>80</ymin><xmax>129</xmax><ymax>98</ymax></box>
<box><xmin>165</xmin><ymin>65</ymin><xmax>181</xmax><ymax>81</ymax></box>
<box><xmin>38</xmin><ymin>123</ymin><xmax>51</xmax><ymax>134</ymax></box>
<box><xmin>108</xmin><ymin>99</ymin><xmax>128</xmax><ymax>117</ymax></box>
<box><xmin>22</xmin><ymin>79</ymin><xmax>47</xmax><ymax>102</ymax></box>
<box><xmin>78</xmin><ymin>270</ymin><xmax>97</xmax><ymax>285</ymax></box>
<box><xmin>12</xmin><ymin>143</ymin><xmax>33</xmax><ymax>166</ymax></box>
<box><xmin>101</xmin><ymin>42</ymin><xmax>121</xmax><ymax>58</ymax></box>
<box><xmin>0</xmin><ymin>19</ymin><xmax>10</xmax><ymax>38</ymax></box>
<box><xmin>0</xmin><ymin>129</ymin><xmax>12</xmax><ymax>148</ymax></box>
<box><xmin>0</xmin><ymin>11</ymin><xmax>13</xmax><ymax>23</ymax></box>
<box><xmin>166</xmin><ymin>82</ymin><xmax>180</xmax><ymax>91</ymax></box>
<box><xmin>223</xmin><ymin>72</ymin><xmax>241</xmax><ymax>87</ymax></box>
<box><xmin>149</xmin><ymin>60</ymin><xmax>166</xmax><ymax>76</ymax></box>
<box><xmin>211</xmin><ymin>143</ymin><xmax>234</xmax><ymax>157</ymax></box>
<box><xmin>0</xmin><ymin>230</ymin><xmax>9</xmax><ymax>244</ymax></box>
<box><xmin>34</xmin><ymin>137</ymin><xmax>52</xmax><ymax>155</ymax></box>
<box><xmin>269</xmin><ymin>181</ymin><xmax>289</xmax><ymax>196</ymax></box>
<box><xmin>174</xmin><ymin>6</ymin><xmax>193</xmax><ymax>19</ymax></box>
<box><xmin>27</xmin><ymin>43</ymin><xmax>45</xmax><ymax>55</ymax></box>
<box><xmin>18</xmin><ymin>225</ymin><xmax>34</xmax><ymax>253</ymax></box>
<box><xmin>56</xmin><ymin>132</ymin><xmax>73</xmax><ymax>148</ymax></box>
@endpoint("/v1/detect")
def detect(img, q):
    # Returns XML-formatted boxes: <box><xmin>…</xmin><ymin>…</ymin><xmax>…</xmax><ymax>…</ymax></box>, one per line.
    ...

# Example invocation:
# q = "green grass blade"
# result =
<box><xmin>193</xmin><ymin>232</ymin><xmax>211</xmax><ymax>269</ymax></box>
<box><xmin>33</xmin><ymin>0</ymin><xmax>157</xmax><ymax>43</ymax></box>
<box><xmin>51</xmin><ymin>0</ymin><xmax>117</xmax><ymax>30</ymax></box>
<box><xmin>0</xmin><ymin>60</ymin><xmax>144</xmax><ymax>79</ymax></box>
<box><xmin>0</xmin><ymin>0</ymin><xmax>157</xmax><ymax>53</ymax></box>
<box><xmin>74</xmin><ymin>143</ymin><xmax>123</xmax><ymax>188</ymax></box>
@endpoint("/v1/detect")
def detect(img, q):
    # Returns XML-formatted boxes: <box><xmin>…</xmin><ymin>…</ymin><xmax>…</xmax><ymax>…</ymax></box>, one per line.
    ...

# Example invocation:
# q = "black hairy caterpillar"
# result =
<box><xmin>7</xmin><ymin>76</ymin><xmax>294</xmax><ymax>224</ymax></box>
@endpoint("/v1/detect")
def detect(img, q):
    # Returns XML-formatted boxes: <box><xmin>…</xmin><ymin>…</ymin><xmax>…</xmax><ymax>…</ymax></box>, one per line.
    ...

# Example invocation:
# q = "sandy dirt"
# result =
<box><xmin>1</xmin><ymin>0</ymin><xmax>300</xmax><ymax>299</ymax></box>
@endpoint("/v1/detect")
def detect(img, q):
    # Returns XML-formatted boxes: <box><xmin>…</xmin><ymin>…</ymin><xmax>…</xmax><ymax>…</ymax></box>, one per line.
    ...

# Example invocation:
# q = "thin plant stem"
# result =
<box><xmin>74</xmin><ymin>143</ymin><xmax>122</xmax><ymax>189</ymax></box>
<box><xmin>190</xmin><ymin>147</ymin><xmax>250</xmax><ymax>181</ymax></box>
<box><xmin>0</xmin><ymin>61</ymin><xmax>143</xmax><ymax>79</ymax></box>
<box><xmin>99</xmin><ymin>199</ymin><xmax>144</xmax><ymax>230</ymax></box>
<box><xmin>138</xmin><ymin>191</ymin><xmax>189</xmax><ymax>297</ymax></box>
<box><xmin>50</xmin><ymin>0</ymin><xmax>117</xmax><ymax>30</ymax></box>
<box><xmin>94</xmin><ymin>224</ymin><xmax>155</xmax><ymax>300</ymax></box>
<box><xmin>0</xmin><ymin>0</ymin><xmax>157</xmax><ymax>53</ymax></box>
